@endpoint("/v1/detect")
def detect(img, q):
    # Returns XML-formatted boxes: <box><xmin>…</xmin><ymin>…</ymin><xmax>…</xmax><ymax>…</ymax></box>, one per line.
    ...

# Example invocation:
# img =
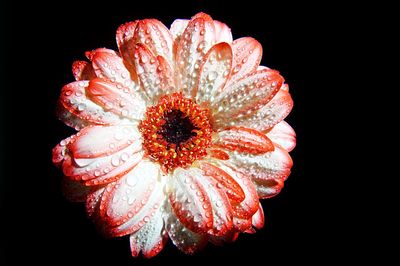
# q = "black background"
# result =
<box><xmin>1</xmin><ymin>0</ymin><xmax>358</xmax><ymax>265</ymax></box>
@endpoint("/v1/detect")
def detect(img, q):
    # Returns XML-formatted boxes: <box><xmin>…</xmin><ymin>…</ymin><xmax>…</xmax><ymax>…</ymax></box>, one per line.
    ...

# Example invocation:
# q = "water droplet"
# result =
<box><xmin>77</xmin><ymin>103</ymin><xmax>86</xmax><ymax>111</ymax></box>
<box><xmin>75</xmin><ymin>91</ymin><xmax>83</xmax><ymax>97</ymax></box>
<box><xmin>121</xmin><ymin>72</ymin><xmax>128</xmax><ymax>79</ymax></box>
<box><xmin>94</xmin><ymin>170</ymin><xmax>101</xmax><ymax>177</ymax></box>
<box><xmin>232</xmin><ymin>65</ymin><xmax>241</xmax><ymax>73</ymax></box>
<box><xmin>127</xmin><ymin>175</ymin><xmax>138</xmax><ymax>187</ymax></box>
<box><xmin>215</xmin><ymin>200</ymin><xmax>223</xmax><ymax>207</ymax></box>
<box><xmin>111</xmin><ymin>156</ymin><xmax>120</xmax><ymax>167</ymax></box>
<box><xmin>150</xmin><ymin>58</ymin><xmax>156</xmax><ymax>64</ymax></box>
<box><xmin>64</xmin><ymin>90</ymin><xmax>72</xmax><ymax>96</ymax></box>
<box><xmin>207</xmin><ymin>71</ymin><xmax>218</xmax><ymax>81</ymax></box>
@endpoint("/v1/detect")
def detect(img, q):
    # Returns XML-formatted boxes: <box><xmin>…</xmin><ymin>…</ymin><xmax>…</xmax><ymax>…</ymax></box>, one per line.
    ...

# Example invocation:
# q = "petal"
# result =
<box><xmin>116</xmin><ymin>21</ymin><xmax>139</xmax><ymax>82</ymax></box>
<box><xmin>89</xmin><ymin>48</ymin><xmax>140</xmax><ymax>93</ymax></box>
<box><xmin>68</xmin><ymin>125</ymin><xmax>140</xmax><ymax>159</ymax></box>
<box><xmin>217</xmin><ymin>163</ymin><xmax>259</xmax><ymax>219</ymax></box>
<box><xmin>133</xmin><ymin>44</ymin><xmax>175</xmax><ymax>102</ymax></box>
<box><xmin>83</xmin><ymin>151</ymin><xmax>143</xmax><ymax>186</ymax></box>
<box><xmin>59</xmin><ymin>81</ymin><xmax>120</xmax><ymax>125</ymax></box>
<box><xmin>266</xmin><ymin>121</ymin><xmax>296</xmax><ymax>152</ymax></box>
<box><xmin>209</xmin><ymin>149</ymin><xmax>230</xmax><ymax>161</ymax></box>
<box><xmin>199</xmin><ymin>161</ymin><xmax>245</xmax><ymax>204</ymax></box>
<box><xmin>170</xmin><ymin>19</ymin><xmax>189</xmax><ymax>40</ymax></box>
<box><xmin>164</xmin><ymin>205</ymin><xmax>208</xmax><ymax>254</ymax></box>
<box><xmin>227</xmin><ymin>37</ymin><xmax>262</xmax><ymax>85</ymax></box>
<box><xmin>212</xmin><ymin>69</ymin><xmax>283</xmax><ymax>127</ymax></box>
<box><xmin>168</xmin><ymin>167</ymin><xmax>213</xmax><ymax>234</ymax></box>
<box><xmin>232</xmin><ymin>86</ymin><xmax>294</xmax><ymax>132</ymax></box>
<box><xmin>228</xmin><ymin>144</ymin><xmax>293</xmax><ymax>198</ymax></box>
<box><xmin>134</xmin><ymin>19</ymin><xmax>174</xmax><ymax>65</ymax></box>
<box><xmin>251</xmin><ymin>203</ymin><xmax>265</xmax><ymax>229</ymax></box>
<box><xmin>195</xmin><ymin>42</ymin><xmax>232</xmax><ymax>104</ymax></box>
<box><xmin>86</xmin><ymin>186</ymin><xmax>105</xmax><ymax>218</ymax></box>
<box><xmin>208</xmin><ymin>231</ymin><xmax>239</xmax><ymax>246</ymax></box>
<box><xmin>52</xmin><ymin>135</ymin><xmax>76</xmax><ymax>167</ymax></box>
<box><xmin>56</xmin><ymin>101</ymin><xmax>91</xmax><ymax>130</ymax></box>
<box><xmin>194</xmin><ymin>169</ymin><xmax>234</xmax><ymax>236</ymax></box>
<box><xmin>61</xmin><ymin>177</ymin><xmax>91</xmax><ymax>202</ymax></box>
<box><xmin>99</xmin><ymin>160</ymin><xmax>160</xmax><ymax>227</ymax></box>
<box><xmin>87</xmin><ymin>78</ymin><xmax>146</xmax><ymax>120</ymax></box>
<box><xmin>72</xmin><ymin>60</ymin><xmax>96</xmax><ymax>81</ymax></box>
<box><xmin>106</xmin><ymin>165</ymin><xmax>164</xmax><ymax>237</ymax></box>
<box><xmin>129</xmin><ymin>207</ymin><xmax>167</xmax><ymax>258</ymax></box>
<box><xmin>214</xmin><ymin>20</ymin><xmax>233</xmax><ymax>43</ymax></box>
<box><xmin>175</xmin><ymin>12</ymin><xmax>216</xmax><ymax>97</ymax></box>
<box><xmin>213</xmin><ymin>126</ymin><xmax>274</xmax><ymax>155</ymax></box>
<box><xmin>233</xmin><ymin>217</ymin><xmax>252</xmax><ymax>232</ymax></box>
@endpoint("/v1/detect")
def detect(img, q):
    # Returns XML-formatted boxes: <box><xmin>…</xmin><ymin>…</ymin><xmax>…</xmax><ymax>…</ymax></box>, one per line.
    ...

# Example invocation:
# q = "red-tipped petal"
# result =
<box><xmin>116</xmin><ymin>21</ymin><xmax>139</xmax><ymax>82</ymax></box>
<box><xmin>217</xmin><ymin>163</ymin><xmax>259</xmax><ymax>219</ymax></box>
<box><xmin>168</xmin><ymin>167</ymin><xmax>213</xmax><ymax>234</ymax></box>
<box><xmin>86</xmin><ymin>186</ymin><xmax>105</xmax><ymax>219</ymax></box>
<box><xmin>199</xmin><ymin>162</ymin><xmax>245</xmax><ymax>204</ymax></box>
<box><xmin>266</xmin><ymin>121</ymin><xmax>296</xmax><ymax>152</ymax></box>
<box><xmin>251</xmin><ymin>203</ymin><xmax>265</xmax><ymax>229</ymax></box>
<box><xmin>87</xmin><ymin>78</ymin><xmax>146</xmax><ymax>120</ymax></box>
<box><xmin>232</xmin><ymin>86</ymin><xmax>294</xmax><ymax>132</ymax></box>
<box><xmin>59</xmin><ymin>81</ymin><xmax>120</xmax><ymax>125</ymax></box>
<box><xmin>68</xmin><ymin>125</ymin><xmax>140</xmax><ymax>159</ymax></box>
<box><xmin>214</xmin><ymin>126</ymin><xmax>274</xmax><ymax>155</ymax></box>
<box><xmin>195</xmin><ymin>42</ymin><xmax>232</xmax><ymax>103</ymax></box>
<box><xmin>227</xmin><ymin>37</ymin><xmax>262</xmax><ymax>85</ymax></box>
<box><xmin>228</xmin><ymin>144</ymin><xmax>293</xmax><ymax>198</ymax></box>
<box><xmin>90</xmin><ymin>48</ymin><xmax>139</xmax><ymax>93</ymax></box>
<box><xmin>134</xmin><ymin>19</ymin><xmax>174</xmax><ymax>65</ymax></box>
<box><xmin>175</xmin><ymin>13</ymin><xmax>215</xmax><ymax>97</ymax></box>
<box><xmin>170</xmin><ymin>19</ymin><xmax>189</xmax><ymax>40</ymax></box>
<box><xmin>214</xmin><ymin>20</ymin><xmax>233</xmax><ymax>43</ymax></box>
<box><xmin>72</xmin><ymin>60</ymin><xmax>96</xmax><ymax>81</ymax></box>
<box><xmin>164</xmin><ymin>205</ymin><xmax>208</xmax><ymax>254</ymax></box>
<box><xmin>129</xmin><ymin>207</ymin><xmax>167</xmax><ymax>258</ymax></box>
<box><xmin>99</xmin><ymin>160</ymin><xmax>160</xmax><ymax>227</ymax></box>
<box><xmin>213</xmin><ymin>69</ymin><xmax>283</xmax><ymax>126</ymax></box>
<box><xmin>194</xmin><ymin>170</ymin><xmax>234</xmax><ymax>236</ymax></box>
<box><xmin>133</xmin><ymin>44</ymin><xmax>174</xmax><ymax>102</ymax></box>
<box><xmin>209</xmin><ymin>149</ymin><xmax>230</xmax><ymax>160</ymax></box>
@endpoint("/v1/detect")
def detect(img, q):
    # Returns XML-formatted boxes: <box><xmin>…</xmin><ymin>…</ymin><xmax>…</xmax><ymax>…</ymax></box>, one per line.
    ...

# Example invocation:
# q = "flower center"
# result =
<box><xmin>139</xmin><ymin>92</ymin><xmax>212</xmax><ymax>172</ymax></box>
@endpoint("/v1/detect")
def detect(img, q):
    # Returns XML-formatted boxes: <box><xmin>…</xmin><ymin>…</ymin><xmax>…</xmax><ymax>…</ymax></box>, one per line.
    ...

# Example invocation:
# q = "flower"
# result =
<box><xmin>52</xmin><ymin>12</ymin><xmax>296</xmax><ymax>258</ymax></box>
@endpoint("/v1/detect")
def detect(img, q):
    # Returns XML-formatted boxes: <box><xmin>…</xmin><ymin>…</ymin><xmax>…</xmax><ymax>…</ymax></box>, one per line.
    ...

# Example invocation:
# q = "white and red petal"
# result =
<box><xmin>59</xmin><ymin>81</ymin><xmax>121</xmax><ymax>125</ymax></box>
<box><xmin>87</xmin><ymin>78</ymin><xmax>146</xmax><ymax>120</ymax></box>
<box><xmin>199</xmin><ymin>161</ymin><xmax>245</xmax><ymax>204</ymax></box>
<box><xmin>116</xmin><ymin>21</ymin><xmax>139</xmax><ymax>82</ymax></box>
<box><xmin>134</xmin><ymin>19</ymin><xmax>174</xmax><ymax>66</ymax></box>
<box><xmin>251</xmin><ymin>203</ymin><xmax>265</xmax><ymax>229</ymax></box>
<box><xmin>232</xmin><ymin>86</ymin><xmax>294</xmax><ymax>132</ymax></box>
<box><xmin>266</xmin><ymin>121</ymin><xmax>296</xmax><ymax>152</ymax></box>
<box><xmin>195</xmin><ymin>42</ymin><xmax>232</xmax><ymax>104</ymax></box>
<box><xmin>217</xmin><ymin>163</ymin><xmax>259</xmax><ymax>219</ymax></box>
<box><xmin>86</xmin><ymin>186</ymin><xmax>105</xmax><ymax>219</ymax></box>
<box><xmin>164</xmin><ymin>205</ymin><xmax>208</xmax><ymax>254</ymax></box>
<box><xmin>56</xmin><ymin>102</ymin><xmax>91</xmax><ymax>130</ymax></box>
<box><xmin>168</xmin><ymin>167</ymin><xmax>213</xmax><ymax>234</ymax></box>
<box><xmin>129</xmin><ymin>207</ymin><xmax>167</xmax><ymax>258</ymax></box>
<box><xmin>175</xmin><ymin>13</ymin><xmax>216</xmax><ymax>97</ymax></box>
<box><xmin>228</xmin><ymin>144</ymin><xmax>293</xmax><ymax>198</ymax></box>
<box><xmin>99</xmin><ymin>160</ymin><xmax>160</xmax><ymax>227</ymax></box>
<box><xmin>72</xmin><ymin>60</ymin><xmax>96</xmax><ymax>81</ymax></box>
<box><xmin>214</xmin><ymin>20</ymin><xmax>233</xmax><ymax>43</ymax></box>
<box><xmin>194</xmin><ymin>168</ymin><xmax>233</xmax><ymax>236</ymax></box>
<box><xmin>69</xmin><ymin>125</ymin><xmax>140</xmax><ymax>159</ymax></box>
<box><xmin>62</xmin><ymin>144</ymin><xmax>142</xmax><ymax>184</ymax></box>
<box><xmin>227</xmin><ymin>37</ymin><xmax>262</xmax><ymax>85</ymax></box>
<box><xmin>213</xmin><ymin>126</ymin><xmax>274</xmax><ymax>155</ymax></box>
<box><xmin>212</xmin><ymin>69</ymin><xmax>283</xmax><ymax>126</ymax></box>
<box><xmin>52</xmin><ymin>135</ymin><xmax>76</xmax><ymax>167</ymax></box>
<box><xmin>89</xmin><ymin>48</ymin><xmax>139</xmax><ymax>93</ymax></box>
<box><xmin>209</xmin><ymin>231</ymin><xmax>239</xmax><ymax>246</ymax></box>
<box><xmin>170</xmin><ymin>19</ymin><xmax>189</xmax><ymax>40</ymax></box>
<box><xmin>133</xmin><ymin>44</ymin><xmax>174</xmax><ymax>102</ymax></box>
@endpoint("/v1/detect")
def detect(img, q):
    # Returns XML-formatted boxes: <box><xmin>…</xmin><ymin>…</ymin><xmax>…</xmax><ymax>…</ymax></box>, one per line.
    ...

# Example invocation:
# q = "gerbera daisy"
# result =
<box><xmin>52</xmin><ymin>12</ymin><xmax>295</xmax><ymax>257</ymax></box>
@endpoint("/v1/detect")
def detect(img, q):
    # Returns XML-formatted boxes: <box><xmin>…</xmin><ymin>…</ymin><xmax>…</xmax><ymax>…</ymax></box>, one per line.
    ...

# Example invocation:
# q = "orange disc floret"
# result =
<box><xmin>139</xmin><ymin>92</ymin><xmax>212</xmax><ymax>172</ymax></box>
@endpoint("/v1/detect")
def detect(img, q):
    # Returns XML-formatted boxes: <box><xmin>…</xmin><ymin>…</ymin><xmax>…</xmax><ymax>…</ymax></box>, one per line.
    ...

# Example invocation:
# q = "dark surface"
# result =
<box><xmin>2</xmin><ymin>0</ymin><xmax>354</xmax><ymax>265</ymax></box>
